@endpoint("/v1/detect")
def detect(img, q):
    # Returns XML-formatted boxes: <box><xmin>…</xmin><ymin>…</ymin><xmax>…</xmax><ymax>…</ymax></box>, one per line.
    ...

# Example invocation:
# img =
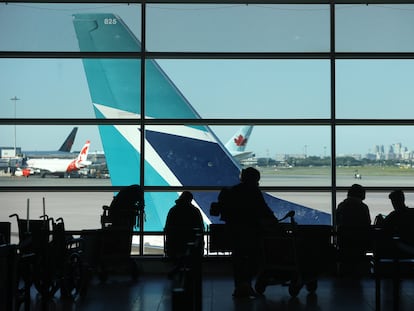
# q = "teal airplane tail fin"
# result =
<box><xmin>73</xmin><ymin>13</ymin><xmax>330</xmax><ymax>230</ymax></box>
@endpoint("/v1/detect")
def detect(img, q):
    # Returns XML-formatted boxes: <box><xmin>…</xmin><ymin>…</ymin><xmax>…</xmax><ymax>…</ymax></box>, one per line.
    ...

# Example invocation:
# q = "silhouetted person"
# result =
<box><xmin>335</xmin><ymin>184</ymin><xmax>372</xmax><ymax>276</ymax></box>
<box><xmin>336</xmin><ymin>184</ymin><xmax>371</xmax><ymax>228</ymax></box>
<box><xmin>381</xmin><ymin>190</ymin><xmax>414</xmax><ymax>239</ymax></box>
<box><xmin>164</xmin><ymin>191</ymin><xmax>204</xmax><ymax>270</ymax></box>
<box><xmin>373</xmin><ymin>190</ymin><xmax>414</xmax><ymax>263</ymax></box>
<box><xmin>217</xmin><ymin>167</ymin><xmax>277</xmax><ymax>298</ymax></box>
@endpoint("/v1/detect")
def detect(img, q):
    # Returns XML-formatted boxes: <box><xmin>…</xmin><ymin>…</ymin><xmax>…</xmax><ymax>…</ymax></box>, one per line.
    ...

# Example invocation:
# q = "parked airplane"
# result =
<box><xmin>23</xmin><ymin>127</ymin><xmax>78</xmax><ymax>159</ymax></box>
<box><xmin>225</xmin><ymin>125</ymin><xmax>255</xmax><ymax>161</ymax></box>
<box><xmin>26</xmin><ymin>140</ymin><xmax>91</xmax><ymax>178</ymax></box>
<box><xmin>73</xmin><ymin>13</ymin><xmax>330</xmax><ymax>231</ymax></box>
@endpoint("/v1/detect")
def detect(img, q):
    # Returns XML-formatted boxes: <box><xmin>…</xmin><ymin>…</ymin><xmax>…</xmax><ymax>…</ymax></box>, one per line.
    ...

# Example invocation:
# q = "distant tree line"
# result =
<box><xmin>254</xmin><ymin>156</ymin><xmax>413</xmax><ymax>168</ymax></box>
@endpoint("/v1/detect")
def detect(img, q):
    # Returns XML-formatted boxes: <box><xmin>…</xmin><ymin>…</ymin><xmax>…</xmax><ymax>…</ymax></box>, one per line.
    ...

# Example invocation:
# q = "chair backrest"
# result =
<box><xmin>16</xmin><ymin>218</ymin><xmax>48</xmax><ymax>237</ymax></box>
<box><xmin>336</xmin><ymin>225</ymin><xmax>373</xmax><ymax>249</ymax></box>
<box><xmin>52</xmin><ymin>219</ymin><xmax>67</xmax><ymax>257</ymax></box>
<box><xmin>165</xmin><ymin>227</ymin><xmax>203</xmax><ymax>259</ymax></box>
<box><xmin>375</xmin><ymin>208</ymin><xmax>414</xmax><ymax>258</ymax></box>
<box><xmin>393</xmin><ymin>209</ymin><xmax>414</xmax><ymax>245</ymax></box>
<box><xmin>16</xmin><ymin>218</ymin><xmax>50</xmax><ymax>255</ymax></box>
<box><xmin>0</xmin><ymin>222</ymin><xmax>11</xmax><ymax>245</ymax></box>
<box><xmin>0</xmin><ymin>244</ymin><xmax>18</xmax><ymax>310</ymax></box>
<box><xmin>208</xmin><ymin>224</ymin><xmax>232</xmax><ymax>253</ymax></box>
<box><xmin>374</xmin><ymin>227</ymin><xmax>414</xmax><ymax>259</ymax></box>
<box><xmin>297</xmin><ymin>225</ymin><xmax>333</xmax><ymax>248</ymax></box>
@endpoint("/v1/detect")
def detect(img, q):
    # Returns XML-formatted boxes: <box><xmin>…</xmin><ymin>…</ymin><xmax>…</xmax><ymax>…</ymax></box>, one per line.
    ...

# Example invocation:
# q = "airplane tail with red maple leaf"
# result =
<box><xmin>225</xmin><ymin>126</ymin><xmax>254</xmax><ymax>161</ymax></box>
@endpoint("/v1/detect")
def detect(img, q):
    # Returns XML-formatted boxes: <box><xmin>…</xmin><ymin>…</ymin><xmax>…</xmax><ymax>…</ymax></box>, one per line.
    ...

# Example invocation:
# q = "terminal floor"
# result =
<box><xmin>24</xmin><ymin>266</ymin><xmax>414</xmax><ymax>311</ymax></box>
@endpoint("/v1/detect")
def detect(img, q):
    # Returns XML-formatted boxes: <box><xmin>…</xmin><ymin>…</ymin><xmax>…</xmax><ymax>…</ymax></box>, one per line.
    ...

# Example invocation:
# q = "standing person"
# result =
<box><xmin>218</xmin><ymin>167</ymin><xmax>278</xmax><ymax>298</ymax></box>
<box><xmin>164</xmin><ymin>191</ymin><xmax>204</xmax><ymax>268</ymax></box>
<box><xmin>335</xmin><ymin>184</ymin><xmax>372</xmax><ymax>275</ymax></box>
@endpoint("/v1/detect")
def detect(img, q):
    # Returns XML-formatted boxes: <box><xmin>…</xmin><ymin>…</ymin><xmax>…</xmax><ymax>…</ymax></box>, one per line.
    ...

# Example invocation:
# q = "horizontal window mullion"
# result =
<box><xmin>0</xmin><ymin>118</ymin><xmax>142</xmax><ymax>126</ymax></box>
<box><xmin>0</xmin><ymin>52</ymin><xmax>142</xmax><ymax>59</ymax></box>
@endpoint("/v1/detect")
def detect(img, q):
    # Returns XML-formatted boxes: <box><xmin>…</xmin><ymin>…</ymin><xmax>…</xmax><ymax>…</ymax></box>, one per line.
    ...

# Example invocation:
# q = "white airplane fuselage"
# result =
<box><xmin>26</xmin><ymin>140</ymin><xmax>91</xmax><ymax>177</ymax></box>
<box><xmin>26</xmin><ymin>158</ymin><xmax>86</xmax><ymax>173</ymax></box>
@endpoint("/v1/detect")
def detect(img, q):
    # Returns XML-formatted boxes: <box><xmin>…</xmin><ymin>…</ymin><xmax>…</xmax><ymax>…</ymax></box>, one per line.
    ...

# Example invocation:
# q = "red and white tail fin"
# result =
<box><xmin>66</xmin><ymin>140</ymin><xmax>91</xmax><ymax>172</ymax></box>
<box><xmin>77</xmin><ymin>140</ymin><xmax>90</xmax><ymax>162</ymax></box>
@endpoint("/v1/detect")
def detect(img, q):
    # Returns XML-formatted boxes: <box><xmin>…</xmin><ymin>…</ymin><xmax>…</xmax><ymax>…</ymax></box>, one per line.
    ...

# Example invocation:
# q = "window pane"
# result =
<box><xmin>88</xmin><ymin>125</ymin><xmax>140</xmax><ymax>187</ymax></box>
<box><xmin>141</xmin><ymin>234</ymin><xmax>163</xmax><ymax>255</ymax></box>
<box><xmin>336</xmin><ymin>191</ymin><xmax>414</xmax><ymax>226</ymax></box>
<box><xmin>0</xmin><ymin>3</ymin><xmax>141</xmax><ymax>52</ymax></box>
<box><xmin>0</xmin><ymin>125</ymin><xmax>102</xmax><ymax>156</ymax></box>
<box><xmin>336</xmin><ymin>126</ymin><xmax>414</xmax><ymax>187</ymax></box>
<box><xmin>1</xmin><ymin>125</ymin><xmax>107</xmax><ymax>183</ymax></box>
<box><xmin>270</xmin><ymin>191</ymin><xmax>332</xmax><ymax>223</ymax></box>
<box><xmin>144</xmin><ymin>125</ymin><xmax>240</xmax><ymax>187</ymax></box>
<box><xmin>0</xmin><ymin>124</ymin><xmax>144</xmax><ymax>187</ymax></box>
<box><xmin>147</xmin><ymin>59</ymin><xmax>330</xmax><ymax>119</ymax></box>
<box><xmin>1</xmin><ymin>191</ymin><xmax>114</xmax><ymax>244</ymax></box>
<box><xmin>336</xmin><ymin>4</ymin><xmax>414</xmax><ymax>52</ymax></box>
<box><xmin>146</xmin><ymin>4</ymin><xmax>330</xmax><ymax>52</ymax></box>
<box><xmin>144</xmin><ymin>125</ymin><xmax>331</xmax><ymax>186</ymax></box>
<box><xmin>143</xmin><ymin>125</ymin><xmax>331</xmax><ymax>228</ymax></box>
<box><xmin>144</xmin><ymin>189</ymin><xmax>331</xmax><ymax>233</ymax></box>
<box><xmin>336</xmin><ymin>60</ymin><xmax>414</xmax><ymax>119</ymax></box>
<box><xmin>215</xmin><ymin>125</ymin><xmax>331</xmax><ymax>168</ymax></box>
<box><xmin>0</xmin><ymin>58</ymin><xmax>141</xmax><ymax>119</ymax></box>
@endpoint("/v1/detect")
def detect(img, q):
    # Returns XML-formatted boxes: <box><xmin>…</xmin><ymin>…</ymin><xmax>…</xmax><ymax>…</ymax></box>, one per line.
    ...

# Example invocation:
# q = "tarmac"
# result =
<box><xmin>0</xmin><ymin>174</ymin><xmax>411</xmax><ymax>247</ymax></box>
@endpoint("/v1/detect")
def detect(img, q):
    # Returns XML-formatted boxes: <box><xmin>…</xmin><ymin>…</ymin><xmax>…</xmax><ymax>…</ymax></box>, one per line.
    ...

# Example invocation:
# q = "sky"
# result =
<box><xmin>1</xmin><ymin>3</ymin><xmax>414</xmax><ymax>157</ymax></box>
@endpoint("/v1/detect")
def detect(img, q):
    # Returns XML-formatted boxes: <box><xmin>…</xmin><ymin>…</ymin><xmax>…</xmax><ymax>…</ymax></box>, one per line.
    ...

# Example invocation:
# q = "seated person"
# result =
<box><xmin>382</xmin><ymin>190</ymin><xmax>414</xmax><ymax>231</ymax></box>
<box><xmin>164</xmin><ymin>191</ymin><xmax>204</xmax><ymax>262</ymax></box>
<box><xmin>377</xmin><ymin>190</ymin><xmax>414</xmax><ymax>255</ymax></box>
<box><xmin>335</xmin><ymin>184</ymin><xmax>372</xmax><ymax>274</ymax></box>
<box><xmin>336</xmin><ymin>184</ymin><xmax>371</xmax><ymax>228</ymax></box>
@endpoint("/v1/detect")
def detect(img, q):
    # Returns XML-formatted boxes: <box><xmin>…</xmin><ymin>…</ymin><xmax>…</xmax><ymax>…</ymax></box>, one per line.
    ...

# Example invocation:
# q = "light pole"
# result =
<box><xmin>10</xmin><ymin>96</ymin><xmax>20</xmax><ymax>156</ymax></box>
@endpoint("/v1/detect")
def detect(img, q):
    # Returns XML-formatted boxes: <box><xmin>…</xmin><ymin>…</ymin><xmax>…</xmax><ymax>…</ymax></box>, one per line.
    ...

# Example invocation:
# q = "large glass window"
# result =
<box><xmin>2</xmin><ymin>1</ymin><xmax>414</xmax><ymax>251</ymax></box>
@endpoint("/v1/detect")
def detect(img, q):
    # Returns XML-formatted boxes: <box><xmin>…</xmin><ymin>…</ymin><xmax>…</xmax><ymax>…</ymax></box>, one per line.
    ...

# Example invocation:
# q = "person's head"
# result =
<box><xmin>347</xmin><ymin>184</ymin><xmax>366</xmax><ymax>201</ymax></box>
<box><xmin>389</xmin><ymin>189</ymin><xmax>406</xmax><ymax>211</ymax></box>
<box><xmin>175</xmin><ymin>191</ymin><xmax>193</xmax><ymax>205</ymax></box>
<box><xmin>240</xmin><ymin>167</ymin><xmax>260</xmax><ymax>185</ymax></box>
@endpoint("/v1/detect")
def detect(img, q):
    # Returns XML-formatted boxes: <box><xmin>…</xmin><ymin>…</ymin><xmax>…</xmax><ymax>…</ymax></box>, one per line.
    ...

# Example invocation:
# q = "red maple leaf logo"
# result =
<box><xmin>234</xmin><ymin>135</ymin><xmax>247</xmax><ymax>147</ymax></box>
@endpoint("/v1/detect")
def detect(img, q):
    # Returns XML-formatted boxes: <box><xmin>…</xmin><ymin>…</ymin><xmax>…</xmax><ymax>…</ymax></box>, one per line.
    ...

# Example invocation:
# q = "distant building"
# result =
<box><xmin>365</xmin><ymin>153</ymin><xmax>377</xmax><ymax>161</ymax></box>
<box><xmin>0</xmin><ymin>147</ymin><xmax>22</xmax><ymax>158</ymax></box>
<box><xmin>240</xmin><ymin>157</ymin><xmax>258</xmax><ymax>167</ymax></box>
<box><xmin>274</xmin><ymin>154</ymin><xmax>289</xmax><ymax>162</ymax></box>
